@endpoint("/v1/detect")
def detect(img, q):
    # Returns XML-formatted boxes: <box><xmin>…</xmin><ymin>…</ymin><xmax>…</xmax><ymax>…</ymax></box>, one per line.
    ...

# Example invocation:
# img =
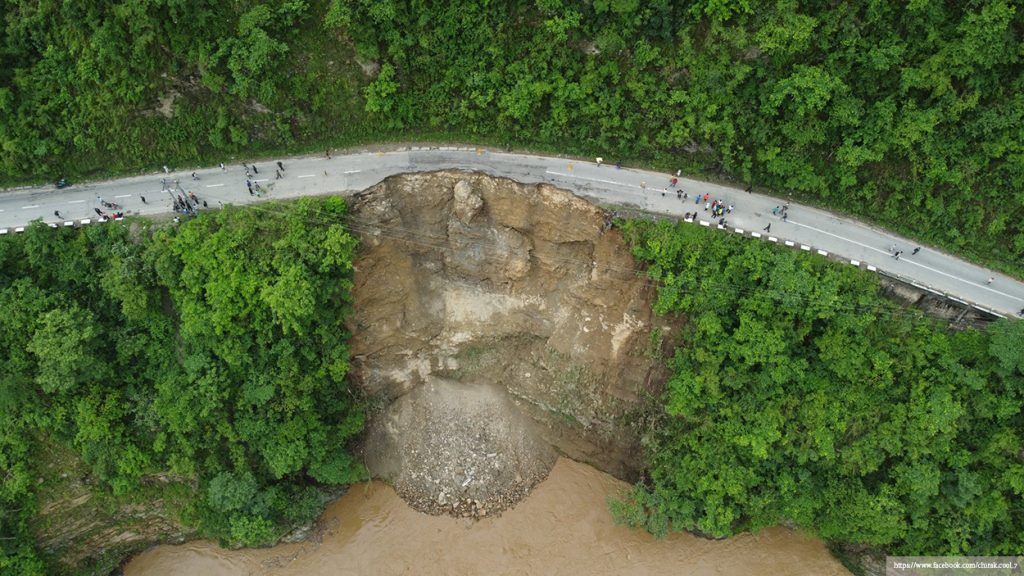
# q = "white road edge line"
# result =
<box><xmin>298</xmin><ymin>174</ymin><xmax>315</xmax><ymax>179</ymax></box>
<box><xmin>344</xmin><ymin>170</ymin><xmax>361</xmax><ymax>174</ymax></box>
<box><xmin>206</xmin><ymin>183</ymin><xmax>225</xmax><ymax>188</ymax></box>
<box><xmin>115</xmin><ymin>194</ymin><xmax>131</xmax><ymax>198</ymax></box>
<box><xmin>68</xmin><ymin>200</ymin><xmax>85</xmax><ymax>204</ymax></box>
<box><xmin>791</xmin><ymin>219</ymin><xmax>1024</xmax><ymax>302</ymax></box>
<box><xmin>21</xmin><ymin>205</ymin><xmax>39</xmax><ymax>209</ymax></box>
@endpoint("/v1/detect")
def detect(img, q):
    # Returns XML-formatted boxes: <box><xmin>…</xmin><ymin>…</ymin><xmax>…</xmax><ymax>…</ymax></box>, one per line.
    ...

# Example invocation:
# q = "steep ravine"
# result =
<box><xmin>349</xmin><ymin>170</ymin><xmax>678</xmax><ymax>517</ymax></box>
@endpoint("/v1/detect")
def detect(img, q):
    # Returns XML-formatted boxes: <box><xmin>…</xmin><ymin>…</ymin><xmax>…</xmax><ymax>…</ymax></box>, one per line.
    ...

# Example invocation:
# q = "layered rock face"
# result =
<box><xmin>349</xmin><ymin>171</ymin><xmax>675</xmax><ymax>515</ymax></box>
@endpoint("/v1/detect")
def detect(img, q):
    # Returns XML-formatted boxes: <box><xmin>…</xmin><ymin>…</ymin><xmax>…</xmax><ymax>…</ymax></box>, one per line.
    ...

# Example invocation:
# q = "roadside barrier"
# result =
<box><xmin>680</xmin><ymin>214</ymin><xmax>1010</xmax><ymax>320</ymax></box>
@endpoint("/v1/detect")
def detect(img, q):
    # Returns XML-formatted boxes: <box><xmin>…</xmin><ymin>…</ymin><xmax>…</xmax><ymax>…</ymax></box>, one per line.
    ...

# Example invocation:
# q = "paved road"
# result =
<box><xmin>2</xmin><ymin>146</ymin><xmax>1022</xmax><ymax>318</ymax></box>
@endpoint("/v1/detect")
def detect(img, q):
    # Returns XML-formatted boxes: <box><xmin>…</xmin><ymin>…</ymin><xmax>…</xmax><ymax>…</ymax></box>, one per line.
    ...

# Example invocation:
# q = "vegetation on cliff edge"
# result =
<box><xmin>618</xmin><ymin>219</ymin><xmax>1024</xmax><ymax>556</ymax></box>
<box><xmin>0</xmin><ymin>198</ymin><xmax>363</xmax><ymax>574</ymax></box>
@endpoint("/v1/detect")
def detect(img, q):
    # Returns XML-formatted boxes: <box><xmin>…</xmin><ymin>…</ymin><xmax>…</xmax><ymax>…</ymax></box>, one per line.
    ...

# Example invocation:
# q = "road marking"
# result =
<box><xmin>206</xmin><ymin>183</ymin><xmax>225</xmax><ymax>188</ymax></box>
<box><xmin>344</xmin><ymin>170</ymin><xmax>361</xmax><ymax>174</ymax></box>
<box><xmin>115</xmin><ymin>194</ymin><xmax>131</xmax><ymax>198</ymax></box>
<box><xmin>68</xmin><ymin>200</ymin><xmax>85</xmax><ymax>204</ymax></box>
<box><xmin>254</xmin><ymin>178</ymin><xmax>268</xmax><ymax>182</ymax></box>
<box><xmin>298</xmin><ymin>174</ymin><xmax>315</xmax><ymax>179</ymax></box>
<box><xmin>545</xmin><ymin>170</ymin><xmax>642</xmax><ymax>191</ymax></box>
<box><xmin>791</xmin><ymin>219</ymin><xmax>1024</xmax><ymax>301</ymax></box>
<box><xmin>21</xmin><ymin>205</ymin><xmax>39</xmax><ymax>209</ymax></box>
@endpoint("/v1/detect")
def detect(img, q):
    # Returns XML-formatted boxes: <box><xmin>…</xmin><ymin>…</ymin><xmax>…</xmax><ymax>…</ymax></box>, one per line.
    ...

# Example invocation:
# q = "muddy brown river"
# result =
<box><xmin>126</xmin><ymin>458</ymin><xmax>849</xmax><ymax>576</ymax></box>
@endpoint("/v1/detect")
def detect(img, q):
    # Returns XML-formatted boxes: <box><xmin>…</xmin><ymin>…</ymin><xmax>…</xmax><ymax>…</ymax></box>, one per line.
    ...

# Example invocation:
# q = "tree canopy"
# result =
<box><xmin>1</xmin><ymin>0</ymin><xmax>1022</xmax><ymax>272</ymax></box>
<box><xmin>618</xmin><ymin>218</ymin><xmax>1024</xmax><ymax>556</ymax></box>
<box><xmin>0</xmin><ymin>198</ymin><xmax>363</xmax><ymax>573</ymax></box>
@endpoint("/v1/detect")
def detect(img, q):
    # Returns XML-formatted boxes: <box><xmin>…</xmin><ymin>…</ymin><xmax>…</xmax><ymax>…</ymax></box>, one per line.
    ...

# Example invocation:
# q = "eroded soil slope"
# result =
<box><xmin>350</xmin><ymin>171</ymin><xmax>676</xmax><ymax>516</ymax></box>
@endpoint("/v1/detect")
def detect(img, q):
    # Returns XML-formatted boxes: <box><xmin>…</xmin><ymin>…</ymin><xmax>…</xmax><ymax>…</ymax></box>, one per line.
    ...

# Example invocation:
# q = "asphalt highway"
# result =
<box><xmin>1</xmin><ymin>146</ymin><xmax>1022</xmax><ymax>318</ymax></box>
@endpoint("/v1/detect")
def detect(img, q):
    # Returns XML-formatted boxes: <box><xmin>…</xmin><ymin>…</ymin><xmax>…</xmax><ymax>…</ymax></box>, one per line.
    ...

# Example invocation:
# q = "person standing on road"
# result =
<box><xmin>54</xmin><ymin>210</ymin><xmax>62</xmax><ymax>219</ymax></box>
<box><xmin>763</xmin><ymin>223</ymin><xmax>771</xmax><ymax>233</ymax></box>
<box><xmin>219</xmin><ymin>163</ymin><xmax>226</xmax><ymax>171</ymax></box>
<box><xmin>140</xmin><ymin>195</ymin><xmax>147</xmax><ymax>204</ymax></box>
<box><xmin>163</xmin><ymin>165</ymin><xmax>169</xmax><ymax>174</ymax></box>
<box><xmin>912</xmin><ymin>247</ymin><xmax>920</xmax><ymax>255</ymax></box>
<box><xmin>986</xmin><ymin>277</ymin><xmax>994</xmax><ymax>285</ymax></box>
<box><xmin>253</xmin><ymin>164</ymin><xmax>258</xmax><ymax>174</ymax></box>
<box><xmin>277</xmin><ymin>161</ymin><xmax>284</xmax><ymax>171</ymax></box>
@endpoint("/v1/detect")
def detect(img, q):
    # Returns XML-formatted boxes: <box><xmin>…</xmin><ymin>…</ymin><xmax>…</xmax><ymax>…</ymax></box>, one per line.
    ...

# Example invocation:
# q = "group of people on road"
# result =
<box><xmin>771</xmin><ymin>204</ymin><xmax>789</xmax><ymax>222</ymax></box>
<box><xmin>889</xmin><ymin>244</ymin><xmax>922</xmax><ymax>261</ymax></box>
<box><xmin>173</xmin><ymin>191</ymin><xmax>205</xmax><ymax>215</ymax></box>
<box><xmin>242</xmin><ymin>161</ymin><xmax>286</xmax><ymax>196</ymax></box>
<box><xmin>700</xmin><ymin>194</ymin><xmax>733</xmax><ymax>218</ymax></box>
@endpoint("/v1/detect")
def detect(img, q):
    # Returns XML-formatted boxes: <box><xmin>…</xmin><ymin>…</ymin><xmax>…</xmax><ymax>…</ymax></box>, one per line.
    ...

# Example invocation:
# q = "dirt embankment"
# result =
<box><xmin>349</xmin><ymin>171</ymin><xmax>677</xmax><ymax>517</ymax></box>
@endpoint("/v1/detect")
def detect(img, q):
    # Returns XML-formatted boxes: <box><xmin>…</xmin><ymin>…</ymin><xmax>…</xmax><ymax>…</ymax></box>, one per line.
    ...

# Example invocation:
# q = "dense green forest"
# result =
<box><xmin>617</xmin><ymin>219</ymin><xmax>1024</xmax><ymax>556</ymax></box>
<box><xmin>1</xmin><ymin>0</ymin><xmax>1022</xmax><ymax>273</ymax></box>
<box><xmin>0</xmin><ymin>199</ymin><xmax>363</xmax><ymax>574</ymax></box>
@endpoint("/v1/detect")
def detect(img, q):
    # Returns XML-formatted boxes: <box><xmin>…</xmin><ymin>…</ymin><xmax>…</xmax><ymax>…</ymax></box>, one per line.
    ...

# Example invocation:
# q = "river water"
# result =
<box><xmin>126</xmin><ymin>458</ymin><xmax>849</xmax><ymax>576</ymax></box>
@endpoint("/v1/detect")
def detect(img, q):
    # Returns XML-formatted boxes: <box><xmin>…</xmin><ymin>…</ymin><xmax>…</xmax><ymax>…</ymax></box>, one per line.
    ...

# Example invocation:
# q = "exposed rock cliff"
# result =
<box><xmin>349</xmin><ymin>171</ymin><xmax>676</xmax><ymax>516</ymax></box>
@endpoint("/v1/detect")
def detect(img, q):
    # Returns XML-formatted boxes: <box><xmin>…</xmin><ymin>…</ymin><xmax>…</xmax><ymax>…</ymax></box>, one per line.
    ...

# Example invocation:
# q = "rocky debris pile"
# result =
<box><xmin>362</xmin><ymin>378</ymin><xmax>556</xmax><ymax>519</ymax></box>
